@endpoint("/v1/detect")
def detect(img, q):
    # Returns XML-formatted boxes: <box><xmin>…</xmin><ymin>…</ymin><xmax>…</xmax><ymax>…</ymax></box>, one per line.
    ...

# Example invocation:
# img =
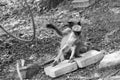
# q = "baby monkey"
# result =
<box><xmin>46</xmin><ymin>21</ymin><xmax>83</xmax><ymax>66</ymax></box>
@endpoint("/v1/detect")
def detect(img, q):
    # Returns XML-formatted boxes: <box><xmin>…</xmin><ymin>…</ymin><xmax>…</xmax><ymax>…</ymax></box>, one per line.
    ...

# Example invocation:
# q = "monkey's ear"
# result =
<box><xmin>77</xmin><ymin>22</ymin><xmax>81</xmax><ymax>25</ymax></box>
<box><xmin>67</xmin><ymin>22</ymin><xmax>74</xmax><ymax>28</ymax></box>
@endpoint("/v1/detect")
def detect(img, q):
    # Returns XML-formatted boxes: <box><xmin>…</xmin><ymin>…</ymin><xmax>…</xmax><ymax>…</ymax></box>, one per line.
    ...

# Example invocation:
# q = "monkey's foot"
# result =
<box><xmin>52</xmin><ymin>61</ymin><xmax>59</xmax><ymax>67</ymax></box>
<box><xmin>68</xmin><ymin>58</ymin><xmax>75</xmax><ymax>63</ymax></box>
<box><xmin>52</xmin><ymin>58</ymin><xmax>60</xmax><ymax>67</ymax></box>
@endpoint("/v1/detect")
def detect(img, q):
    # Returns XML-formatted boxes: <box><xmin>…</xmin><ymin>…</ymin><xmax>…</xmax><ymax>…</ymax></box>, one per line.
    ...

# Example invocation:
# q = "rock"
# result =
<box><xmin>25</xmin><ymin>64</ymin><xmax>40</xmax><ymax>79</ymax></box>
<box><xmin>110</xmin><ymin>8</ymin><xmax>120</xmax><ymax>14</ymax></box>
<box><xmin>99</xmin><ymin>51</ymin><xmax>120</xmax><ymax>68</ymax></box>
<box><xmin>74</xmin><ymin>50</ymin><xmax>105</xmax><ymax>68</ymax></box>
<box><xmin>44</xmin><ymin>60</ymin><xmax>78</xmax><ymax>78</ymax></box>
<box><xmin>72</xmin><ymin>0</ymin><xmax>90</xmax><ymax>8</ymax></box>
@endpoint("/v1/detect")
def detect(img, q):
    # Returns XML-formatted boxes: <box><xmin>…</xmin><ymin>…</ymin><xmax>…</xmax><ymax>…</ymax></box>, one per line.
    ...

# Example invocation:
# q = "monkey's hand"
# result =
<box><xmin>68</xmin><ymin>58</ymin><xmax>75</xmax><ymax>63</ymax></box>
<box><xmin>52</xmin><ymin>57</ymin><xmax>60</xmax><ymax>67</ymax></box>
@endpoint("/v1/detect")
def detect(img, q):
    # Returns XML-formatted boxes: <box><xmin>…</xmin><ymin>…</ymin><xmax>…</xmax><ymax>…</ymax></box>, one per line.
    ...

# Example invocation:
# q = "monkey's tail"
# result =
<box><xmin>46</xmin><ymin>24</ymin><xmax>63</xmax><ymax>36</ymax></box>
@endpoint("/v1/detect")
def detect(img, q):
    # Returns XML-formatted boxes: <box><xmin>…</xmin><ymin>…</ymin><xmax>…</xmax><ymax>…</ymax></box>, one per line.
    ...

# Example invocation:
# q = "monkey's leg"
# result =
<box><xmin>59</xmin><ymin>53</ymin><xmax>65</xmax><ymax>61</ymax></box>
<box><xmin>52</xmin><ymin>49</ymin><xmax>63</xmax><ymax>66</ymax></box>
<box><xmin>68</xmin><ymin>46</ymin><xmax>76</xmax><ymax>63</ymax></box>
<box><xmin>52</xmin><ymin>45</ymin><xmax>70</xmax><ymax>66</ymax></box>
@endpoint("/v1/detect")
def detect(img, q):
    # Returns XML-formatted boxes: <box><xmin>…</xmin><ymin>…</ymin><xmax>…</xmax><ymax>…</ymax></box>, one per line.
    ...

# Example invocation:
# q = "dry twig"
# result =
<box><xmin>16</xmin><ymin>61</ymin><xmax>23</xmax><ymax>80</ymax></box>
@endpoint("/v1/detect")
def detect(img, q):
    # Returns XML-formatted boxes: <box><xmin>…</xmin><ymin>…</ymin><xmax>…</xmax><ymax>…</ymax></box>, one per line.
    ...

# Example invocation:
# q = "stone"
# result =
<box><xmin>72</xmin><ymin>0</ymin><xmax>89</xmax><ymax>3</ymax></box>
<box><xmin>44</xmin><ymin>60</ymin><xmax>78</xmax><ymax>78</ymax></box>
<box><xmin>72</xmin><ymin>0</ymin><xmax>90</xmax><ymax>8</ymax></box>
<box><xmin>99</xmin><ymin>51</ymin><xmax>120</xmax><ymax>68</ymax></box>
<box><xmin>74</xmin><ymin>50</ymin><xmax>105</xmax><ymax>68</ymax></box>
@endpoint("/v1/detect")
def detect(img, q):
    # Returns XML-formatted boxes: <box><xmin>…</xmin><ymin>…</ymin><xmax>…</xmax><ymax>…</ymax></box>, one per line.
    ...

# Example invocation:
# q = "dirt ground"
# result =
<box><xmin>1</xmin><ymin>0</ymin><xmax>120</xmax><ymax>80</ymax></box>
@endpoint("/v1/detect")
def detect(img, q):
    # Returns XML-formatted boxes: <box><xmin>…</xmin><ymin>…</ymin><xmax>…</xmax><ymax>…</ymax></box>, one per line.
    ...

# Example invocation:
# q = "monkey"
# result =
<box><xmin>46</xmin><ymin>22</ymin><xmax>83</xmax><ymax>66</ymax></box>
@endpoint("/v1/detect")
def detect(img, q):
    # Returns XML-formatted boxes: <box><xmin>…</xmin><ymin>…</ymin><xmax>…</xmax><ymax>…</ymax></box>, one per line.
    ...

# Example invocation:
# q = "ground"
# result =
<box><xmin>0</xmin><ymin>0</ymin><xmax>120</xmax><ymax>80</ymax></box>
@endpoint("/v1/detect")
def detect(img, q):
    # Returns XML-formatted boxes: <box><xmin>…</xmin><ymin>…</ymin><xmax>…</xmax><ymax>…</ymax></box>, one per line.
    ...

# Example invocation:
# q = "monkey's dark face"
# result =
<box><xmin>74</xmin><ymin>31</ymin><xmax>81</xmax><ymax>36</ymax></box>
<box><xmin>67</xmin><ymin>21</ymin><xmax>81</xmax><ymax>29</ymax></box>
<box><xmin>66</xmin><ymin>21</ymin><xmax>82</xmax><ymax>36</ymax></box>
